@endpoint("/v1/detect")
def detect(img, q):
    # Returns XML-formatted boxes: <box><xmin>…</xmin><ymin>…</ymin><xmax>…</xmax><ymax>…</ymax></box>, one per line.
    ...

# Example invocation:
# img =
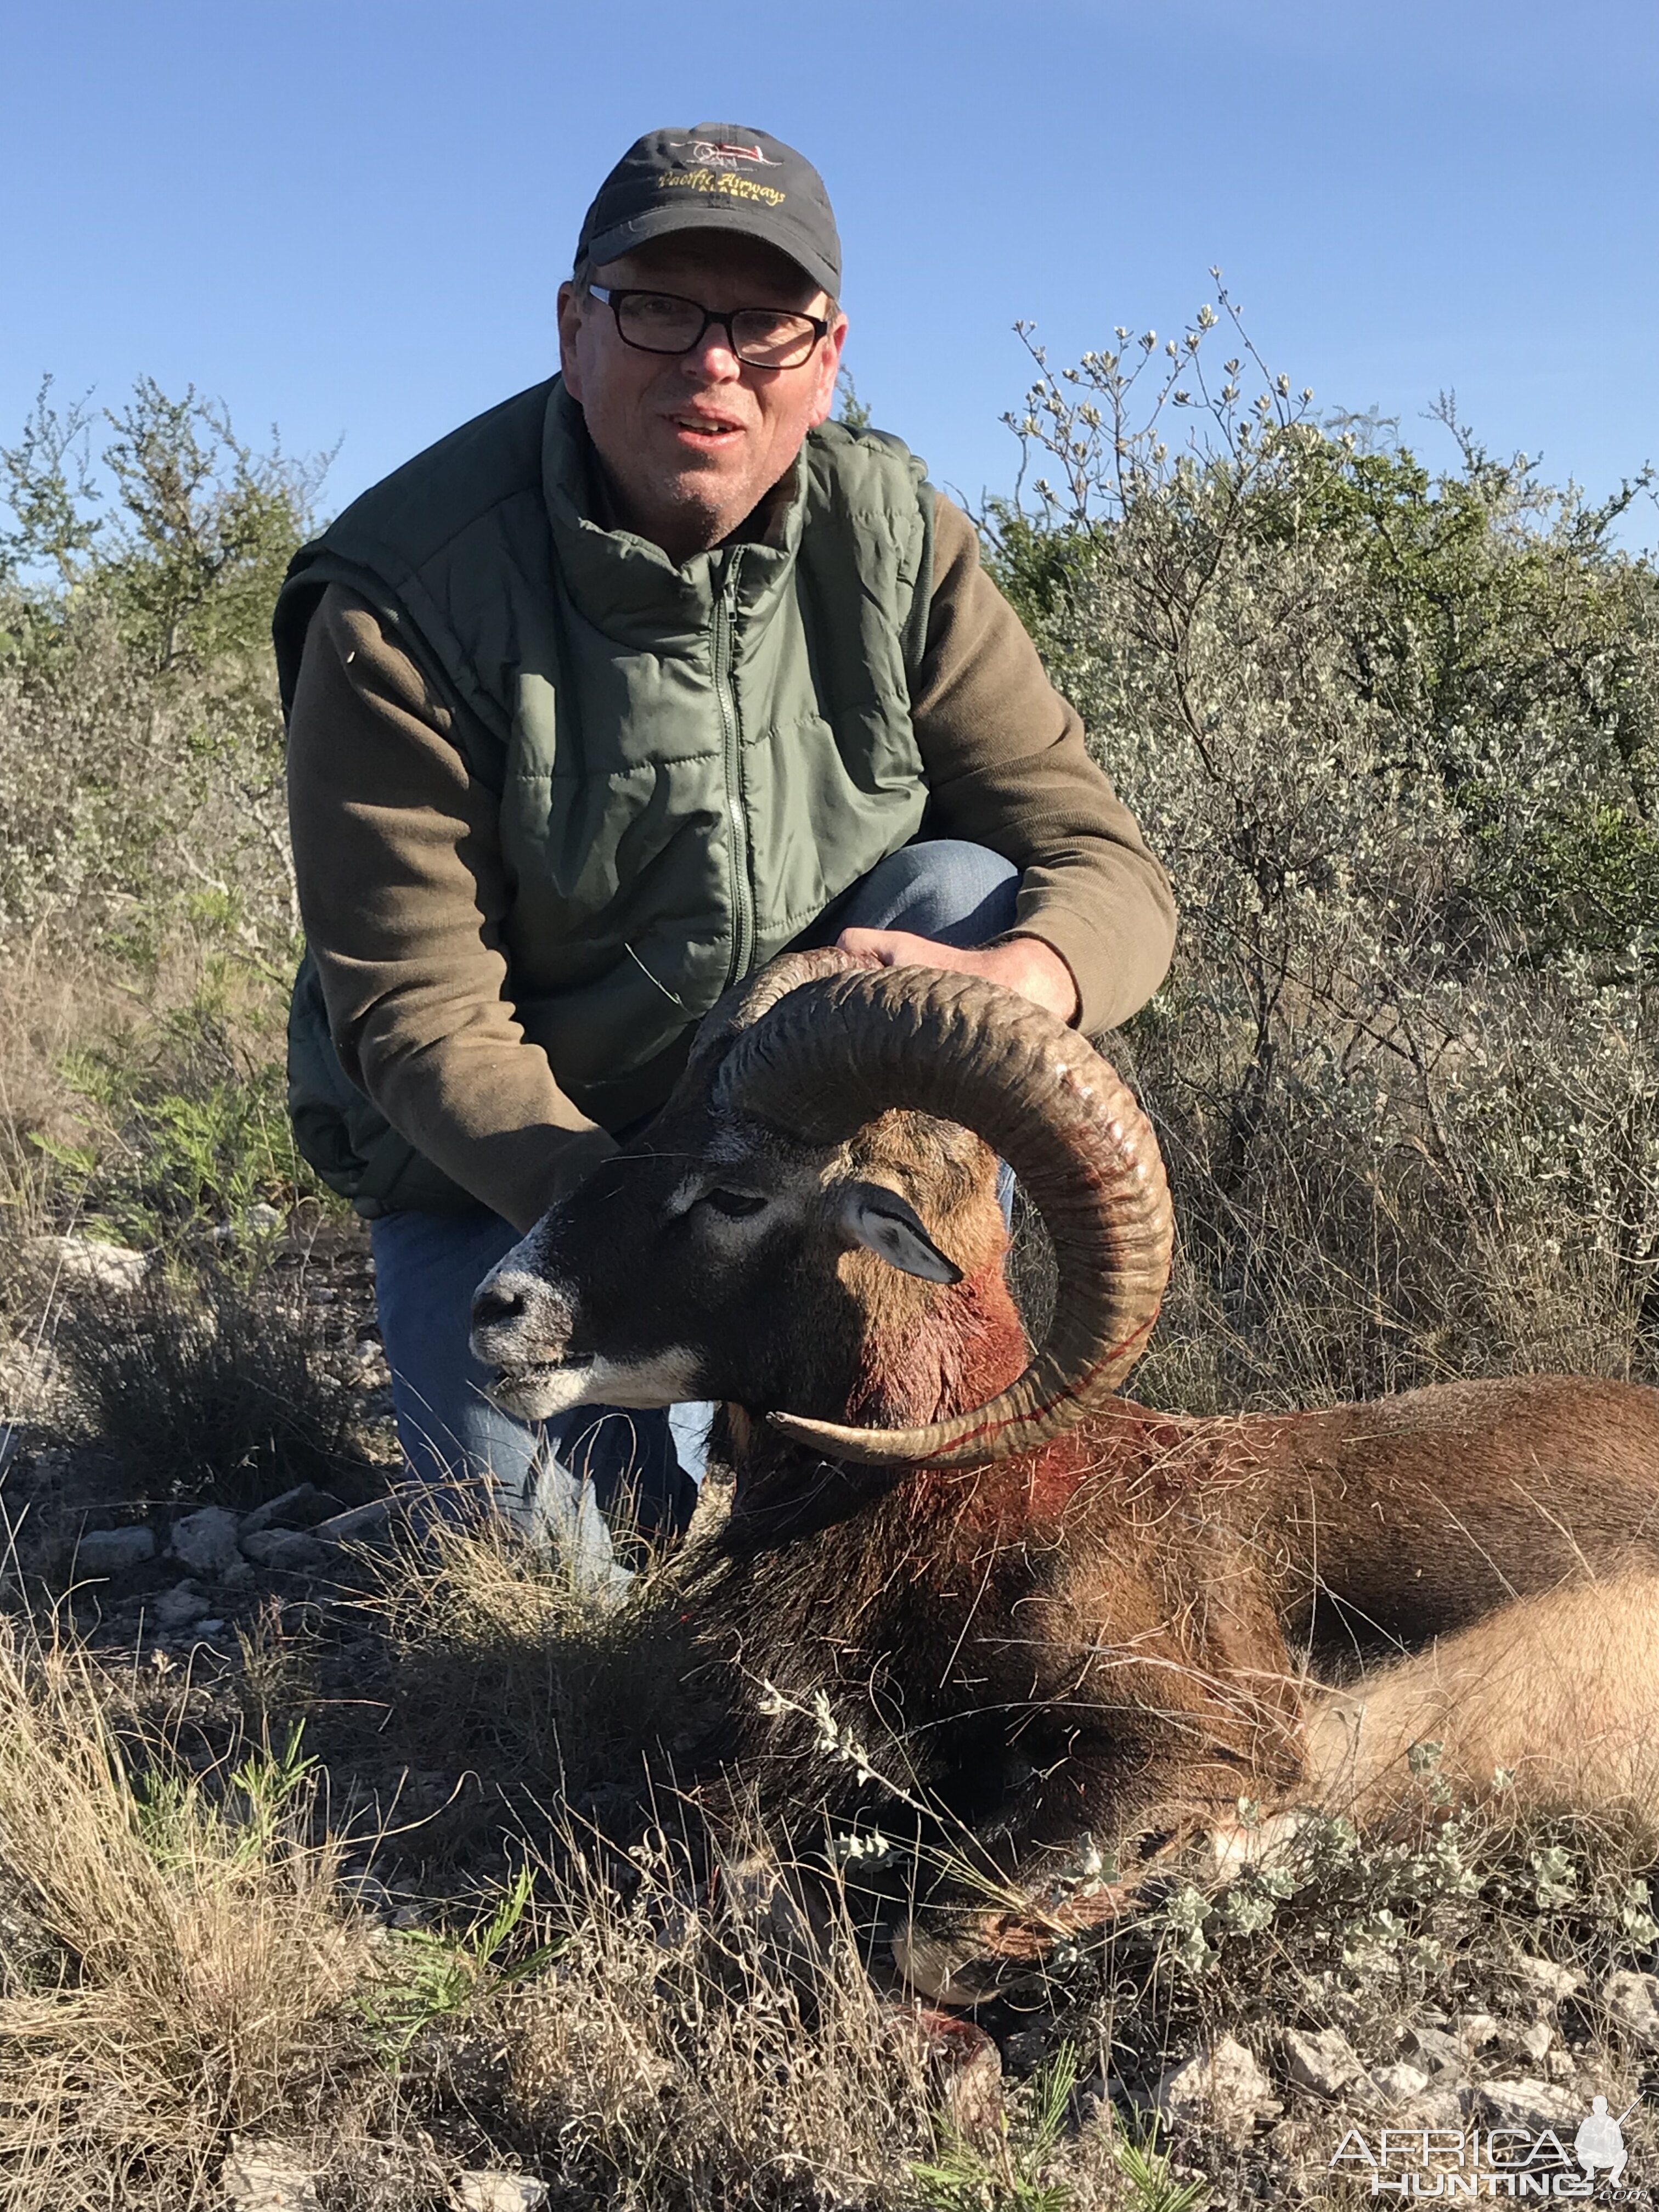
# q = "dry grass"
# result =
<box><xmin>0</xmin><ymin>939</ymin><xmax>134</xmax><ymax>1170</ymax></box>
<box><xmin>328</xmin><ymin>1506</ymin><xmax>701</xmax><ymax>1886</ymax></box>
<box><xmin>0</xmin><ymin>939</ymin><xmax>138</xmax><ymax>1327</ymax></box>
<box><xmin>0</xmin><ymin>1619</ymin><xmax>377</xmax><ymax>2210</ymax></box>
<box><xmin>49</xmin><ymin>1264</ymin><xmax>368</xmax><ymax>1513</ymax></box>
<box><xmin>0</xmin><ymin>1544</ymin><xmax>955</xmax><ymax>2211</ymax></box>
<box><xmin>3</xmin><ymin>1499</ymin><xmax>1658</xmax><ymax>2209</ymax></box>
<box><xmin>0</xmin><ymin>935</ymin><xmax>267</xmax><ymax>1214</ymax></box>
<box><xmin>479</xmin><ymin>1825</ymin><xmax>940</xmax><ymax>2208</ymax></box>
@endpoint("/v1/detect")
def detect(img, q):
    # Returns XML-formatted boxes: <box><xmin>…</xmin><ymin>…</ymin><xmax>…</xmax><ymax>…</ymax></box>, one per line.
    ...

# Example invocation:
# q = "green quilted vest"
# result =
<box><xmin>275</xmin><ymin>376</ymin><xmax>936</xmax><ymax>1214</ymax></box>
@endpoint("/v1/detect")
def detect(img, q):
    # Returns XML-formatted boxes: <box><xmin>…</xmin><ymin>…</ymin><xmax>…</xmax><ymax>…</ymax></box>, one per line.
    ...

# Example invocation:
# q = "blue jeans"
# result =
<box><xmin>369</xmin><ymin>839</ymin><xmax>1019</xmax><ymax>1566</ymax></box>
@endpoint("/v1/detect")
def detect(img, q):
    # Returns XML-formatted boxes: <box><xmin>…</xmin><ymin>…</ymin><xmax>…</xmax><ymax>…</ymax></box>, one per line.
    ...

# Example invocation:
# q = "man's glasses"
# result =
<box><xmin>586</xmin><ymin>286</ymin><xmax>830</xmax><ymax>369</ymax></box>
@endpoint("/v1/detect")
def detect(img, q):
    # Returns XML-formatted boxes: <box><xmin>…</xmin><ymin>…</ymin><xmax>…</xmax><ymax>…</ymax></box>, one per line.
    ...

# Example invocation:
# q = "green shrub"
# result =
<box><xmin>32</xmin><ymin>994</ymin><xmax>328</xmax><ymax>1247</ymax></box>
<box><xmin>0</xmin><ymin>378</ymin><xmax>329</xmax><ymax>1276</ymax></box>
<box><xmin>986</xmin><ymin>288</ymin><xmax>1659</xmax><ymax>1408</ymax></box>
<box><xmin>0</xmin><ymin>377</ymin><xmax>321</xmax><ymax>973</ymax></box>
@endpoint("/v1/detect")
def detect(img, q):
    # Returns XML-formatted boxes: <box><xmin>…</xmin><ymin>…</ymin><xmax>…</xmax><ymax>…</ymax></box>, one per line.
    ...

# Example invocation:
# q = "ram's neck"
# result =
<box><xmin>715</xmin><ymin>1410</ymin><xmax>901</xmax><ymax>1546</ymax></box>
<box><xmin>715</xmin><ymin>1260</ymin><xmax>1120</xmax><ymax>1550</ymax></box>
<box><xmin>848</xmin><ymin>1257</ymin><xmax>1030</xmax><ymax>1431</ymax></box>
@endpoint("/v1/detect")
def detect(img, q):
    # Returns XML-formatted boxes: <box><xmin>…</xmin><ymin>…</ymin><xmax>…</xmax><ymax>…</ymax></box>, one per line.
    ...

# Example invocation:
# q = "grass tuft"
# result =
<box><xmin>0</xmin><ymin>1619</ymin><xmax>377</xmax><ymax>2210</ymax></box>
<box><xmin>48</xmin><ymin>1260</ymin><xmax>368</xmax><ymax>1512</ymax></box>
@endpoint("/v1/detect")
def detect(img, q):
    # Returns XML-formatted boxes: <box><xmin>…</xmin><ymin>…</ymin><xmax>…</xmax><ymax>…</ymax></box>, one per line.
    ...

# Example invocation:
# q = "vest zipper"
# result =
<box><xmin>714</xmin><ymin>549</ymin><xmax>754</xmax><ymax>987</ymax></box>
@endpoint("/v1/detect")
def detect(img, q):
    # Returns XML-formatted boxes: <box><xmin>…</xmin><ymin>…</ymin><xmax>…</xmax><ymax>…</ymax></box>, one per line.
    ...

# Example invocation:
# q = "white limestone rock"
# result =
<box><xmin>1602</xmin><ymin>1969</ymin><xmax>1659</xmax><ymax>2051</ymax></box>
<box><xmin>240</xmin><ymin>1528</ymin><xmax>329</xmax><ymax>1574</ymax></box>
<box><xmin>241</xmin><ymin>1484</ymin><xmax>342</xmax><ymax>1535</ymax></box>
<box><xmin>1474</xmin><ymin>2078</ymin><xmax>1582</xmax><ymax>2132</ymax></box>
<box><xmin>1368</xmin><ymin>2062</ymin><xmax>1430</xmax><ymax>2108</ymax></box>
<box><xmin>1455</xmin><ymin>2011</ymin><xmax>1500</xmax><ymax>2052</ymax></box>
<box><xmin>1401</xmin><ymin>2024</ymin><xmax>1466</xmax><ymax>2078</ymax></box>
<box><xmin>26</xmin><ymin>1234</ymin><xmax>150</xmax><ymax>1294</ymax></box>
<box><xmin>314</xmin><ymin>1498</ymin><xmax>394</xmax><ymax>1547</ymax></box>
<box><xmin>1511</xmin><ymin>1952</ymin><xmax>1585</xmax><ymax>2011</ymax></box>
<box><xmin>1403</xmin><ymin>2085</ymin><xmax>1469</xmax><ymax>2130</ymax></box>
<box><xmin>456</xmin><ymin>2177</ymin><xmax>550</xmax><ymax>2212</ymax></box>
<box><xmin>220</xmin><ymin>2134</ymin><xmax>321</xmax><ymax>2211</ymax></box>
<box><xmin>1279</xmin><ymin>2025</ymin><xmax>1366</xmax><ymax>2100</ymax></box>
<box><xmin>1156</xmin><ymin>2035</ymin><xmax>1282</xmax><ymax>2136</ymax></box>
<box><xmin>154</xmin><ymin>1579</ymin><xmax>211</xmax><ymax>1629</ymax></box>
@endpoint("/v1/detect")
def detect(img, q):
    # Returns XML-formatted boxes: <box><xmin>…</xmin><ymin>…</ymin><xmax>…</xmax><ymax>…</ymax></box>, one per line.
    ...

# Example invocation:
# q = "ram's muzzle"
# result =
<box><xmin>470</xmin><ymin>1246</ymin><xmax>594</xmax><ymax>1422</ymax></box>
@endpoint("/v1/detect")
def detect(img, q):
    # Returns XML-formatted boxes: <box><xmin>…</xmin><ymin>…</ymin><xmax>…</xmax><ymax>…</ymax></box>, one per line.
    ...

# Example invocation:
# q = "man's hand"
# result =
<box><xmin>836</xmin><ymin>927</ymin><xmax>1080</xmax><ymax>1024</ymax></box>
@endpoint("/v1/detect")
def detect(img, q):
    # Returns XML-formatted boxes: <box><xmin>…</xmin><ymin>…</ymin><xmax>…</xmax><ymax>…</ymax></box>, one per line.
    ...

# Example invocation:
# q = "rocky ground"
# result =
<box><xmin>1137</xmin><ymin>1965</ymin><xmax>1659</xmax><ymax>2202</ymax></box>
<box><xmin>196</xmin><ymin>1948</ymin><xmax>1659</xmax><ymax>2208</ymax></box>
<box><xmin>2</xmin><ymin>1214</ymin><xmax>395</xmax><ymax>1648</ymax></box>
<box><xmin>221</xmin><ymin>2140</ymin><xmax>549</xmax><ymax>2212</ymax></box>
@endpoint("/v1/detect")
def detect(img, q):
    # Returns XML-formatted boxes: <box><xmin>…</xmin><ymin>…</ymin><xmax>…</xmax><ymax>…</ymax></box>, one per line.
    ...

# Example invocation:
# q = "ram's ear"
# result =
<box><xmin>833</xmin><ymin>1180</ymin><xmax>963</xmax><ymax>1284</ymax></box>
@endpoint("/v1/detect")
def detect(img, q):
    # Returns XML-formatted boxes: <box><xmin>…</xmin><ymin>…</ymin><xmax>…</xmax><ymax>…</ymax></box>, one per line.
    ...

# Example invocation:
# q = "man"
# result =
<box><xmin>276</xmin><ymin>123</ymin><xmax>1175</xmax><ymax>1556</ymax></box>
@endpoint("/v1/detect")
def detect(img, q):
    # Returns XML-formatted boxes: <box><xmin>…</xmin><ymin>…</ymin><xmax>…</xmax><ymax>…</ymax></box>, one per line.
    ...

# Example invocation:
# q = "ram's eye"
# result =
<box><xmin>702</xmin><ymin>1187</ymin><xmax>768</xmax><ymax>1218</ymax></box>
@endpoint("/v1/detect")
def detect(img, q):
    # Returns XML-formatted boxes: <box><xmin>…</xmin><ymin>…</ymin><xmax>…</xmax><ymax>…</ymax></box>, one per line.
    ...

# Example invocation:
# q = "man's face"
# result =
<box><xmin>557</xmin><ymin>230</ymin><xmax>848</xmax><ymax>562</ymax></box>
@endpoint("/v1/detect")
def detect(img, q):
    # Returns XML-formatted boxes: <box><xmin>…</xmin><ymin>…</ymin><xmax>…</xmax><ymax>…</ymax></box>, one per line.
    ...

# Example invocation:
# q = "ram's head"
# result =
<box><xmin>470</xmin><ymin>949</ymin><xmax>1172</xmax><ymax>1469</ymax></box>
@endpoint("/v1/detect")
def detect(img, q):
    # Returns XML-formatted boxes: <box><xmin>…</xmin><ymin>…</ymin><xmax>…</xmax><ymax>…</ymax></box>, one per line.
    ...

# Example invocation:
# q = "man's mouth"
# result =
<box><xmin>669</xmin><ymin>414</ymin><xmax>743</xmax><ymax>443</ymax></box>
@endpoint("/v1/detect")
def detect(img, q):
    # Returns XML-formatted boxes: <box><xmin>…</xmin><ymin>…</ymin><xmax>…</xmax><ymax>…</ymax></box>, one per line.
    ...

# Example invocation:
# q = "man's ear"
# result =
<box><xmin>807</xmin><ymin>310</ymin><xmax>850</xmax><ymax>429</ymax></box>
<box><xmin>833</xmin><ymin>1180</ymin><xmax>962</xmax><ymax>1284</ymax></box>
<box><xmin>556</xmin><ymin>279</ymin><xmax>587</xmax><ymax>398</ymax></box>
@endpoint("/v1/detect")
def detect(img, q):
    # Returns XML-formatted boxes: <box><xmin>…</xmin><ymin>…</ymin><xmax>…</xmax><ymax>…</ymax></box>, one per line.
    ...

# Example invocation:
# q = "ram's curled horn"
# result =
<box><xmin>680</xmin><ymin>945</ymin><xmax>887</xmax><ymax>1079</ymax></box>
<box><xmin>713</xmin><ymin>965</ymin><xmax>1174</xmax><ymax>1468</ymax></box>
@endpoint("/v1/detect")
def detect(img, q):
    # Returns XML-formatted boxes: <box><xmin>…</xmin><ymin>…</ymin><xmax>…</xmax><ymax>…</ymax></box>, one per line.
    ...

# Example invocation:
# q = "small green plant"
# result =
<box><xmin>131</xmin><ymin>1764</ymin><xmax>196</xmax><ymax>1871</ymax></box>
<box><xmin>1530</xmin><ymin>1843</ymin><xmax>1581</xmax><ymax>1910</ymax></box>
<box><xmin>907</xmin><ymin>2042</ymin><xmax>1080</xmax><ymax>2212</ymax></box>
<box><xmin>227</xmin><ymin>1723</ymin><xmax>318</xmax><ymax>1860</ymax></box>
<box><xmin>131</xmin><ymin>1721</ymin><xmax>318</xmax><ymax>1872</ymax></box>
<box><xmin>32</xmin><ymin>995</ymin><xmax>328</xmax><ymax>1246</ymax></box>
<box><xmin>1106</xmin><ymin>2117</ymin><xmax>1212</xmax><ymax>2212</ymax></box>
<box><xmin>357</xmin><ymin>1864</ymin><xmax>559</xmax><ymax>2063</ymax></box>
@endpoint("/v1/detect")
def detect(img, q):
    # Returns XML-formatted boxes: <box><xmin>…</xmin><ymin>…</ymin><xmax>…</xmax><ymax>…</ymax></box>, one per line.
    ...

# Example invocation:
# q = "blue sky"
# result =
<box><xmin>4</xmin><ymin>0</ymin><xmax>1657</xmax><ymax>535</ymax></box>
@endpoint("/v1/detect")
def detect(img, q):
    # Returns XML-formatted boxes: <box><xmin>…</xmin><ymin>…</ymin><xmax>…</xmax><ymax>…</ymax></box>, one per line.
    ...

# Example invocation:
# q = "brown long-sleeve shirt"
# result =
<box><xmin>286</xmin><ymin>492</ymin><xmax>1174</xmax><ymax>1230</ymax></box>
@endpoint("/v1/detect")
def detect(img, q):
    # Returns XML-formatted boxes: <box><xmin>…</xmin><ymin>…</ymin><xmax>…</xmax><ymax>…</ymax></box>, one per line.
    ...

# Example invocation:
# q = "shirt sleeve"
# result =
<box><xmin>910</xmin><ymin>494</ymin><xmax>1177</xmax><ymax>1033</ymax></box>
<box><xmin>285</xmin><ymin>583</ymin><xmax>617</xmax><ymax>1232</ymax></box>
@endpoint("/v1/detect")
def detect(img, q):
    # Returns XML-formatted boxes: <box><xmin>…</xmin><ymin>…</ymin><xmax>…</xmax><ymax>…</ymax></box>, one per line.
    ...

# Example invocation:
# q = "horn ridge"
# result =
<box><xmin>686</xmin><ymin>946</ymin><xmax>885</xmax><ymax>1076</ymax></box>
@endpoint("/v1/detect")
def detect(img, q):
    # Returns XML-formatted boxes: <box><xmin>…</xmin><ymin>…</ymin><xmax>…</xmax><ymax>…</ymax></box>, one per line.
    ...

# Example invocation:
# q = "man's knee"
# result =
<box><xmin>831</xmin><ymin>839</ymin><xmax>1019</xmax><ymax>949</ymax></box>
<box><xmin>552</xmin><ymin>1404</ymin><xmax>698</xmax><ymax>1541</ymax></box>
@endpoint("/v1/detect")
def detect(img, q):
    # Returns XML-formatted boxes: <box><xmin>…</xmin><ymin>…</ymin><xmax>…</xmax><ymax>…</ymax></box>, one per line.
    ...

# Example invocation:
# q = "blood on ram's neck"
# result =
<box><xmin>848</xmin><ymin>1254</ymin><xmax>1029</xmax><ymax>1432</ymax></box>
<box><xmin>723</xmin><ymin>1257</ymin><xmax>1131</xmax><ymax>1546</ymax></box>
<box><xmin>837</xmin><ymin>1257</ymin><xmax>1082</xmax><ymax>1527</ymax></box>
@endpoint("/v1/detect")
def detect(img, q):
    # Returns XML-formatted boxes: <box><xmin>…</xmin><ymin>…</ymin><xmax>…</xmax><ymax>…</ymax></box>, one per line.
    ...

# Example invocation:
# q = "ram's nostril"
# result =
<box><xmin>472</xmin><ymin>1280</ymin><xmax>528</xmax><ymax>1330</ymax></box>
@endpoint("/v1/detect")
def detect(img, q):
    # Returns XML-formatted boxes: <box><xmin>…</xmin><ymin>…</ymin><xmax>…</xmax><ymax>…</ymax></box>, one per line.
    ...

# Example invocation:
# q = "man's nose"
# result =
<box><xmin>680</xmin><ymin>329</ymin><xmax>743</xmax><ymax>380</ymax></box>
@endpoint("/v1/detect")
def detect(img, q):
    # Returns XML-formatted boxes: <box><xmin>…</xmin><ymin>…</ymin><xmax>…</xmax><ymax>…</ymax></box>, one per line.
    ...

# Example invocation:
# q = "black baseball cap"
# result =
<box><xmin>575</xmin><ymin>123</ymin><xmax>842</xmax><ymax>300</ymax></box>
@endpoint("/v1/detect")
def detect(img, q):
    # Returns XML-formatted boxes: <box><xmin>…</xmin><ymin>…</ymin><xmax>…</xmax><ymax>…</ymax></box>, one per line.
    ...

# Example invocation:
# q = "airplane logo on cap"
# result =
<box><xmin>671</xmin><ymin>139</ymin><xmax>781</xmax><ymax>171</ymax></box>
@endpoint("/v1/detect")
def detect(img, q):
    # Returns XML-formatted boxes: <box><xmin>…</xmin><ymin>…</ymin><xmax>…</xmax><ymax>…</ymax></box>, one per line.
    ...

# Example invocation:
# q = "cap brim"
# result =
<box><xmin>582</xmin><ymin>200</ymin><xmax>839</xmax><ymax>300</ymax></box>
